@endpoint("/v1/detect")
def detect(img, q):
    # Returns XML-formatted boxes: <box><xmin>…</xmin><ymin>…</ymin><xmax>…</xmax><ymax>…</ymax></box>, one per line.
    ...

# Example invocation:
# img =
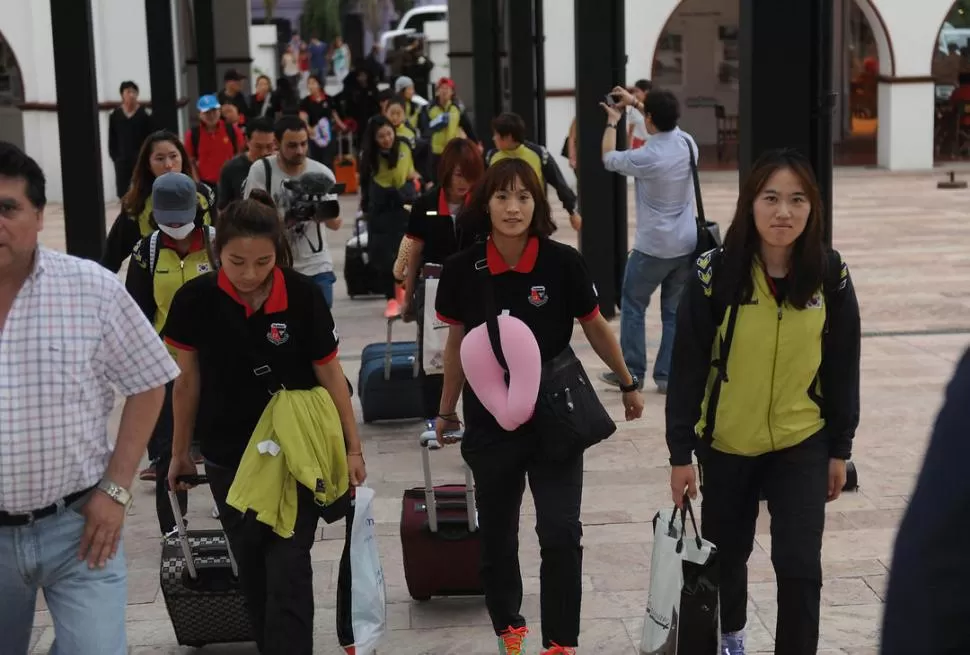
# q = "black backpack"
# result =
<box><xmin>191</xmin><ymin>121</ymin><xmax>239</xmax><ymax>157</ymax></box>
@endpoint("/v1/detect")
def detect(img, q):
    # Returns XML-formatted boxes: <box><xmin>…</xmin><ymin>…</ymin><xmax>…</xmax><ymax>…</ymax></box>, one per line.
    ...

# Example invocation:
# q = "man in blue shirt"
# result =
<box><xmin>309</xmin><ymin>35</ymin><xmax>328</xmax><ymax>78</ymax></box>
<box><xmin>600</xmin><ymin>87</ymin><xmax>698</xmax><ymax>394</ymax></box>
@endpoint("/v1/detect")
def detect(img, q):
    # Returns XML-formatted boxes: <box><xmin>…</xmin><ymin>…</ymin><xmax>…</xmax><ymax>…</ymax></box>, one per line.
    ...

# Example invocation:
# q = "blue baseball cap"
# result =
<box><xmin>197</xmin><ymin>94</ymin><xmax>221</xmax><ymax>112</ymax></box>
<box><xmin>152</xmin><ymin>173</ymin><xmax>197</xmax><ymax>226</ymax></box>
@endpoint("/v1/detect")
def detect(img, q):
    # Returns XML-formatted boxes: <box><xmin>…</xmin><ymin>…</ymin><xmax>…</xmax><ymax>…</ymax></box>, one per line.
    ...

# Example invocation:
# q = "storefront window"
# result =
<box><xmin>847</xmin><ymin>2</ymin><xmax>878</xmax><ymax>126</ymax></box>
<box><xmin>653</xmin><ymin>33</ymin><xmax>684</xmax><ymax>87</ymax></box>
<box><xmin>716</xmin><ymin>26</ymin><xmax>739</xmax><ymax>89</ymax></box>
<box><xmin>0</xmin><ymin>33</ymin><xmax>23</xmax><ymax>106</ymax></box>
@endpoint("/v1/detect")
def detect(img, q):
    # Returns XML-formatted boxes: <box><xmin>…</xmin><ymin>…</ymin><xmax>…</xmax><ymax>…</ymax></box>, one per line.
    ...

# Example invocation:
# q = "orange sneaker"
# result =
<box><xmin>541</xmin><ymin>644</ymin><xmax>576</xmax><ymax>655</ymax></box>
<box><xmin>384</xmin><ymin>298</ymin><xmax>402</xmax><ymax>318</ymax></box>
<box><xmin>497</xmin><ymin>625</ymin><xmax>528</xmax><ymax>654</ymax></box>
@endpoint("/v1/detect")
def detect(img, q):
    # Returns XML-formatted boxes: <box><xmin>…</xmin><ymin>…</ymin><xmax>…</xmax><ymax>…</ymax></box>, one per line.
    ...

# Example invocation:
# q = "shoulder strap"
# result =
<box><xmin>475</xmin><ymin>247</ymin><xmax>509</xmax><ymax>372</ymax></box>
<box><xmin>190</xmin><ymin>126</ymin><xmax>200</xmax><ymax>157</ymax></box>
<box><xmin>225</xmin><ymin>120</ymin><xmax>238</xmax><ymax>152</ymax></box>
<box><xmin>149</xmin><ymin>231</ymin><xmax>161</xmax><ymax>275</ymax></box>
<box><xmin>261</xmin><ymin>157</ymin><xmax>272</xmax><ymax>193</ymax></box>
<box><xmin>682</xmin><ymin>135</ymin><xmax>705</xmax><ymax>227</ymax></box>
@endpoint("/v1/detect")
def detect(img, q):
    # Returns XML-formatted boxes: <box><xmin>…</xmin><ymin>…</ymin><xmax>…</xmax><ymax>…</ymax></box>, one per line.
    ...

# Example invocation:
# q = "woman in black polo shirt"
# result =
<box><xmin>433</xmin><ymin>159</ymin><xmax>644</xmax><ymax>655</ymax></box>
<box><xmin>401</xmin><ymin>137</ymin><xmax>484</xmax><ymax>418</ymax></box>
<box><xmin>164</xmin><ymin>193</ymin><xmax>366</xmax><ymax>655</ymax></box>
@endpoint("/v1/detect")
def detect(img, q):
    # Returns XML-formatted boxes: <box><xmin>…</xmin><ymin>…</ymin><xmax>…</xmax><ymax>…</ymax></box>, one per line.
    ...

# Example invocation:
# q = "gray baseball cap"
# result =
<box><xmin>394</xmin><ymin>76</ymin><xmax>414</xmax><ymax>93</ymax></box>
<box><xmin>152</xmin><ymin>172</ymin><xmax>197</xmax><ymax>225</ymax></box>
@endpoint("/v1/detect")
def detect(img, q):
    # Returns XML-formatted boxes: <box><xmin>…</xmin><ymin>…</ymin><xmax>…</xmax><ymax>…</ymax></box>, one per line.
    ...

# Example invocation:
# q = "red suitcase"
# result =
<box><xmin>400</xmin><ymin>427</ymin><xmax>483</xmax><ymax>601</ymax></box>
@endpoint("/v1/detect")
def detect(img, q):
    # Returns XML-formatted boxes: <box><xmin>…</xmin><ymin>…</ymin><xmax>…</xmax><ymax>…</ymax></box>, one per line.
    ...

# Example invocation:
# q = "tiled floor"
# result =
<box><xmin>27</xmin><ymin>166</ymin><xmax>970</xmax><ymax>653</ymax></box>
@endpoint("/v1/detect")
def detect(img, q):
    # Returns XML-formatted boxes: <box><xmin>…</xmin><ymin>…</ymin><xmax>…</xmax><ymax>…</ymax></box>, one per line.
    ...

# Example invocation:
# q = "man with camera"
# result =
<box><xmin>599</xmin><ymin>86</ymin><xmax>698</xmax><ymax>395</ymax></box>
<box><xmin>244</xmin><ymin>115</ymin><xmax>343</xmax><ymax>307</ymax></box>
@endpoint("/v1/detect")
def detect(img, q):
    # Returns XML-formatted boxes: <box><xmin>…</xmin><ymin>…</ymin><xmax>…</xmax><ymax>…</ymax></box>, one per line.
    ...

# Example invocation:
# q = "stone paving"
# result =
<box><xmin>26</xmin><ymin>167</ymin><xmax>970</xmax><ymax>654</ymax></box>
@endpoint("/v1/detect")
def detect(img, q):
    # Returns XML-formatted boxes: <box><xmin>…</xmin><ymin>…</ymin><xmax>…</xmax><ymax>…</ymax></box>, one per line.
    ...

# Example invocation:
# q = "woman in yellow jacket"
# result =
<box><xmin>125</xmin><ymin>172</ymin><xmax>217</xmax><ymax>535</ymax></box>
<box><xmin>419</xmin><ymin>77</ymin><xmax>480</xmax><ymax>185</ymax></box>
<box><xmin>165</xmin><ymin>192</ymin><xmax>366</xmax><ymax>655</ymax></box>
<box><xmin>666</xmin><ymin>150</ymin><xmax>861</xmax><ymax>655</ymax></box>
<box><xmin>101</xmin><ymin>130</ymin><xmax>215</xmax><ymax>273</ymax></box>
<box><xmin>360</xmin><ymin>115</ymin><xmax>422</xmax><ymax>316</ymax></box>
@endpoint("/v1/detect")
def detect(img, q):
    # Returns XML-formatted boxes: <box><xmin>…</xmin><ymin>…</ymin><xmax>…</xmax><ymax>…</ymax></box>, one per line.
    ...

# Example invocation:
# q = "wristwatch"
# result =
<box><xmin>97</xmin><ymin>479</ymin><xmax>133</xmax><ymax>509</ymax></box>
<box><xmin>619</xmin><ymin>375</ymin><xmax>640</xmax><ymax>393</ymax></box>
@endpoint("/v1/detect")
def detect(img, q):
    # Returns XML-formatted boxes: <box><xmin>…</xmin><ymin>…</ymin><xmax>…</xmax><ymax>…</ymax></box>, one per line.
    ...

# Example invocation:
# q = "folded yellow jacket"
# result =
<box><xmin>226</xmin><ymin>387</ymin><xmax>349</xmax><ymax>538</ymax></box>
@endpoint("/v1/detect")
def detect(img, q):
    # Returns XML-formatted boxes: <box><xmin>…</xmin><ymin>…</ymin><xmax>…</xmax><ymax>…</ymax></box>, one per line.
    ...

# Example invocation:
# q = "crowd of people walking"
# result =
<box><xmin>0</xmin><ymin>33</ymin><xmax>876</xmax><ymax>653</ymax></box>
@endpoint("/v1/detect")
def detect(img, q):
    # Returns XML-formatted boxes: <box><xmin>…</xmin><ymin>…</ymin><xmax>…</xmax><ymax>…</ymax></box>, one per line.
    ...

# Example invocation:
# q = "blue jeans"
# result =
<box><xmin>619</xmin><ymin>249</ymin><xmax>692</xmax><ymax>383</ymax></box>
<box><xmin>312</xmin><ymin>271</ymin><xmax>337</xmax><ymax>308</ymax></box>
<box><xmin>0</xmin><ymin>494</ymin><xmax>128</xmax><ymax>655</ymax></box>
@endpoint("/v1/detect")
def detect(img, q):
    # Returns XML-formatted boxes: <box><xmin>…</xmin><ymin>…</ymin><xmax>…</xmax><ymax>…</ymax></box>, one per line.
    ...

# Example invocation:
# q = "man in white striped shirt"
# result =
<box><xmin>0</xmin><ymin>142</ymin><xmax>179</xmax><ymax>655</ymax></box>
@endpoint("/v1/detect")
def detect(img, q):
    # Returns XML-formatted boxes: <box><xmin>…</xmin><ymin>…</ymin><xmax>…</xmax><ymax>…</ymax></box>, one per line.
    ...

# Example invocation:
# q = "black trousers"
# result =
<box><xmin>699</xmin><ymin>431</ymin><xmax>829</xmax><ymax>654</ymax></box>
<box><xmin>206</xmin><ymin>460</ymin><xmax>356</xmax><ymax>654</ymax></box>
<box><xmin>113</xmin><ymin>158</ymin><xmax>135</xmax><ymax>198</ymax></box>
<box><xmin>461</xmin><ymin>424</ymin><xmax>584</xmax><ymax>648</ymax></box>
<box><xmin>151</xmin><ymin>382</ymin><xmax>187</xmax><ymax>535</ymax></box>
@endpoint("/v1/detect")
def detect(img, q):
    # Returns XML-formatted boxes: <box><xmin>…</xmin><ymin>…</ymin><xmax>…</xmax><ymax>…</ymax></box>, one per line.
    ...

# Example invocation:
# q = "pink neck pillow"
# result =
<box><xmin>460</xmin><ymin>314</ymin><xmax>541</xmax><ymax>432</ymax></box>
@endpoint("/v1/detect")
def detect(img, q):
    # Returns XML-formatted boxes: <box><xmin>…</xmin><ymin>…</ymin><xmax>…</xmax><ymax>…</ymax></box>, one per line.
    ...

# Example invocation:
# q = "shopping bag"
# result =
<box><xmin>349</xmin><ymin>486</ymin><xmax>386</xmax><ymax>654</ymax></box>
<box><xmin>639</xmin><ymin>497</ymin><xmax>720</xmax><ymax>654</ymax></box>
<box><xmin>422</xmin><ymin>276</ymin><xmax>446</xmax><ymax>374</ymax></box>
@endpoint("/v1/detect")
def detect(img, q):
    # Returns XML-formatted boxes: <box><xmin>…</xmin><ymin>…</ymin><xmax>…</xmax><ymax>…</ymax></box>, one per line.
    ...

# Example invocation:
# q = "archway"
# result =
<box><xmin>0</xmin><ymin>29</ymin><xmax>25</xmax><ymax>149</ymax></box>
<box><xmin>644</xmin><ymin>0</ymin><xmax>893</xmax><ymax>169</ymax></box>
<box><xmin>932</xmin><ymin>1</ymin><xmax>970</xmax><ymax>160</ymax></box>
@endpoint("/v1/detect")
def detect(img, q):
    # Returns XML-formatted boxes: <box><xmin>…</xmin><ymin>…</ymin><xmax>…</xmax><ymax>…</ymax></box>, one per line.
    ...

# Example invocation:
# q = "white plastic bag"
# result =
<box><xmin>349</xmin><ymin>486</ymin><xmax>386</xmax><ymax>654</ymax></box>
<box><xmin>422</xmin><ymin>277</ymin><xmax>446</xmax><ymax>374</ymax></box>
<box><xmin>640</xmin><ymin>505</ymin><xmax>719</xmax><ymax>654</ymax></box>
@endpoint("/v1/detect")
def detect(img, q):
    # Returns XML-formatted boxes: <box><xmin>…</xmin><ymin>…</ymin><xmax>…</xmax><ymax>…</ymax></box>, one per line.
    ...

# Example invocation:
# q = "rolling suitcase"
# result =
<box><xmin>401</xmin><ymin>427</ymin><xmax>483</xmax><ymax>601</ymax></box>
<box><xmin>358</xmin><ymin>317</ymin><xmax>424</xmax><ymax>423</ymax></box>
<box><xmin>334</xmin><ymin>133</ymin><xmax>359</xmax><ymax>194</ymax></box>
<box><xmin>159</xmin><ymin>476</ymin><xmax>253</xmax><ymax>647</ymax></box>
<box><xmin>344</xmin><ymin>217</ymin><xmax>380</xmax><ymax>298</ymax></box>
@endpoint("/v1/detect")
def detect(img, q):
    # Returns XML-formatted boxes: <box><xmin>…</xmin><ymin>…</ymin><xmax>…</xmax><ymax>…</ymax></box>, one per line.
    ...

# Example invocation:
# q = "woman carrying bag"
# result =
<box><xmin>165</xmin><ymin>193</ymin><xmax>367</xmax><ymax>655</ymax></box>
<box><xmin>433</xmin><ymin>159</ymin><xmax>644</xmax><ymax>655</ymax></box>
<box><xmin>666</xmin><ymin>149</ymin><xmax>861</xmax><ymax>655</ymax></box>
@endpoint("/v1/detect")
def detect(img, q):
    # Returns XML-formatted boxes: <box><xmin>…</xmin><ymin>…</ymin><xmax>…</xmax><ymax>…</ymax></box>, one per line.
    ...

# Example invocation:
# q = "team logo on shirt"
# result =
<box><xmin>197</xmin><ymin>263</ymin><xmax>211</xmax><ymax>274</ymax></box>
<box><xmin>528</xmin><ymin>286</ymin><xmax>548</xmax><ymax>307</ymax></box>
<box><xmin>806</xmin><ymin>291</ymin><xmax>824</xmax><ymax>309</ymax></box>
<box><xmin>267</xmin><ymin>322</ymin><xmax>290</xmax><ymax>345</ymax></box>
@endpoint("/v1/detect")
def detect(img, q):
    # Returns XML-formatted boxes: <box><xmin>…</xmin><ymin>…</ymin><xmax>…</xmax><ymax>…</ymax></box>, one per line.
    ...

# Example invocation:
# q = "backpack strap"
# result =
<box><xmin>148</xmin><ymin>231</ymin><xmax>161</xmax><ymax>275</ymax></box>
<box><xmin>261</xmin><ymin>157</ymin><xmax>273</xmax><ymax>194</ymax></box>
<box><xmin>225</xmin><ymin>121</ymin><xmax>238</xmax><ymax>152</ymax></box>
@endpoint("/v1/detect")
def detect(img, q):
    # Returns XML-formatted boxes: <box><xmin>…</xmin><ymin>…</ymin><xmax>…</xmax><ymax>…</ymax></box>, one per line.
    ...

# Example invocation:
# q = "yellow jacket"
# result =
<box><xmin>226</xmin><ymin>387</ymin><xmax>349</xmax><ymax>537</ymax></box>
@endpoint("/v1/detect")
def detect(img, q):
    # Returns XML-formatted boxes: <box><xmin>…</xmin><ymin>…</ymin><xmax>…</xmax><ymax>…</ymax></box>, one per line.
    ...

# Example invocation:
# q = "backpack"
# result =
<box><xmin>698</xmin><ymin>248</ymin><xmax>847</xmax><ymax>444</ymax></box>
<box><xmin>191</xmin><ymin>122</ymin><xmax>239</xmax><ymax>158</ymax></box>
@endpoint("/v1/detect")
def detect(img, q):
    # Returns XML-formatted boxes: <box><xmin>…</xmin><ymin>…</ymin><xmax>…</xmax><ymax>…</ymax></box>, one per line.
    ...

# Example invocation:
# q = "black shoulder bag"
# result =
<box><xmin>684</xmin><ymin>136</ymin><xmax>722</xmax><ymax>258</ymax></box>
<box><xmin>475</xmin><ymin>252</ymin><xmax>616</xmax><ymax>462</ymax></box>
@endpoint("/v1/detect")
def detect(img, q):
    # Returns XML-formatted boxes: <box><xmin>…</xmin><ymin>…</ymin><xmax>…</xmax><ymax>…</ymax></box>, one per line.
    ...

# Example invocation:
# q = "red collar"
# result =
<box><xmin>437</xmin><ymin>188</ymin><xmax>470</xmax><ymax>216</ymax></box>
<box><xmin>486</xmin><ymin>236</ymin><xmax>539</xmax><ymax>274</ymax></box>
<box><xmin>160</xmin><ymin>228</ymin><xmax>205</xmax><ymax>252</ymax></box>
<box><xmin>217</xmin><ymin>267</ymin><xmax>288</xmax><ymax>317</ymax></box>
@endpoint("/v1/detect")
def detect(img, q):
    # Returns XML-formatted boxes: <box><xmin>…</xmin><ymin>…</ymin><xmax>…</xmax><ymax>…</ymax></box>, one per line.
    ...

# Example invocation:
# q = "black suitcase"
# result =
<box><xmin>358</xmin><ymin>317</ymin><xmax>424</xmax><ymax>422</ymax></box>
<box><xmin>345</xmin><ymin>217</ymin><xmax>380</xmax><ymax>298</ymax></box>
<box><xmin>159</xmin><ymin>478</ymin><xmax>254</xmax><ymax>647</ymax></box>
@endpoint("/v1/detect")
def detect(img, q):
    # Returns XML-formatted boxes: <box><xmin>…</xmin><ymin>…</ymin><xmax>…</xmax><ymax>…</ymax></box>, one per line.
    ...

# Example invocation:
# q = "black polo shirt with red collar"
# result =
<box><xmin>406</xmin><ymin>187</ymin><xmax>473</xmax><ymax>267</ymax></box>
<box><xmin>163</xmin><ymin>267</ymin><xmax>339</xmax><ymax>466</ymax></box>
<box><xmin>434</xmin><ymin>236</ymin><xmax>600</xmax><ymax>430</ymax></box>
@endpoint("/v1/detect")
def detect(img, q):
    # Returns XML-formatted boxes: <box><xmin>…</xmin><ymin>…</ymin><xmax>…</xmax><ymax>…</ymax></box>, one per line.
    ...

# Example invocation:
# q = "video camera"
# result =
<box><xmin>279</xmin><ymin>172</ymin><xmax>345</xmax><ymax>223</ymax></box>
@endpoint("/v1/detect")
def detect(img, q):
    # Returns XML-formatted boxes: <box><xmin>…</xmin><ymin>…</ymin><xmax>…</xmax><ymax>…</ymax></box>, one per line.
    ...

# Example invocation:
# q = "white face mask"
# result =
<box><xmin>158</xmin><ymin>223</ymin><xmax>196</xmax><ymax>240</ymax></box>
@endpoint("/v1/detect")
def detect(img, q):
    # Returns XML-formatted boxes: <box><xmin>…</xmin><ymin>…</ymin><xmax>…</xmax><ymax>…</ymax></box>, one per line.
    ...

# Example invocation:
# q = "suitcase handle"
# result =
<box><xmin>420</xmin><ymin>426</ymin><xmax>476</xmax><ymax>534</ymax></box>
<box><xmin>426</xmin><ymin>517</ymin><xmax>479</xmax><ymax>540</ymax></box>
<box><xmin>166</xmin><ymin>478</ymin><xmax>239</xmax><ymax>580</ymax></box>
<box><xmin>384</xmin><ymin>317</ymin><xmax>420</xmax><ymax>380</ymax></box>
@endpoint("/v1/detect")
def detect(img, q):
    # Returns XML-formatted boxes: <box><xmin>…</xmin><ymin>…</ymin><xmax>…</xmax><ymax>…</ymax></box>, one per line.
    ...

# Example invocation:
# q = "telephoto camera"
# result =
<box><xmin>279</xmin><ymin>171</ymin><xmax>345</xmax><ymax>225</ymax></box>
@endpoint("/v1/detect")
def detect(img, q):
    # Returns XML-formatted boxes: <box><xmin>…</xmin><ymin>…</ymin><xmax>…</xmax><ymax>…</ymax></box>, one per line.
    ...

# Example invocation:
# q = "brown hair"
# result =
<box><xmin>214</xmin><ymin>195</ymin><xmax>293</xmax><ymax>268</ymax></box>
<box><xmin>716</xmin><ymin>149</ymin><xmax>827</xmax><ymax>309</ymax></box>
<box><xmin>437</xmin><ymin>138</ymin><xmax>485</xmax><ymax>192</ymax></box>
<box><xmin>122</xmin><ymin>131</ymin><xmax>197</xmax><ymax>217</ymax></box>
<box><xmin>459</xmin><ymin>158</ymin><xmax>556</xmax><ymax>242</ymax></box>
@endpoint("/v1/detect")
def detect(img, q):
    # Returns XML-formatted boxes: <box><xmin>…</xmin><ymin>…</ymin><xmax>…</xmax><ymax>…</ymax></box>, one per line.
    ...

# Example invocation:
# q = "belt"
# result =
<box><xmin>0</xmin><ymin>486</ymin><xmax>96</xmax><ymax>527</ymax></box>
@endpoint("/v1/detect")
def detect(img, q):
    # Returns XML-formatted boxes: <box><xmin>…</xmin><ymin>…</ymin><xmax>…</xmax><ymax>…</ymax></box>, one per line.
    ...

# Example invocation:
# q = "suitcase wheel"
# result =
<box><xmin>411</xmin><ymin>593</ymin><xmax>431</xmax><ymax>602</ymax></box>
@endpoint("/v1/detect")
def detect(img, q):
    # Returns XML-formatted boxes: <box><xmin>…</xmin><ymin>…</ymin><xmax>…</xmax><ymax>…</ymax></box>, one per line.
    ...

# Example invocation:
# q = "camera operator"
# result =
<box><xmin>244</xmin><ymin>115</ymin><xmax>342</xmax><ymax>306</ymax></box>
<box><xmin>600</xmin><ymin>86</ymin><xmax>698</xmax><ymax>395</ymax></box>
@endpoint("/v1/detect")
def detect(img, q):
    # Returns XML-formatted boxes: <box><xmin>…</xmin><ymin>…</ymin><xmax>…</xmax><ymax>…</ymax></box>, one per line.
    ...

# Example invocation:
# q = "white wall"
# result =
<box><xmin>543</xmin><ymin>0</ymin><xmax>576</xmax><ymax>187</ymax></box>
